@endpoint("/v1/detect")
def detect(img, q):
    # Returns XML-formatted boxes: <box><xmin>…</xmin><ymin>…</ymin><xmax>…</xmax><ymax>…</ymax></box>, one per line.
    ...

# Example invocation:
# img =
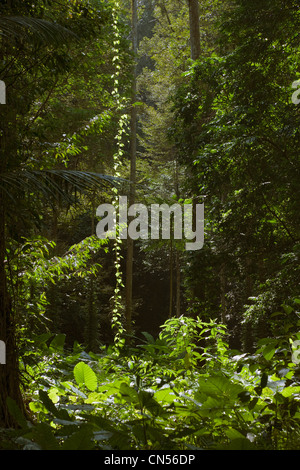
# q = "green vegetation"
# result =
<box><xmin>0</xmin><ymin>0</ymin><xmax>299</xmax><ymax>451</ymax></box>
<box><xmin>4</xmin><ymin>312</ymin><xmax>300</xmax><ymax>450</ymax></box>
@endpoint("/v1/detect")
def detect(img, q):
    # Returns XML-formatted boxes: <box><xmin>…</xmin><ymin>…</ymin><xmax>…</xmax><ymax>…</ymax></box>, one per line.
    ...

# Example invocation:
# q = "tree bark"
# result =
<box><xmin>220</xmin><ymin>262</ymin><xmax>226</xmax><ymax>324</ymax></box>
<box><xmin>0</xmin><ymin>198</ymin><xmax>24</xmax><ymax>427</ymax></box>
<box><xmin>176</xmin><ymin>251</ymin><xmax>181</xmax><ymax>317</ymax></box>
<box><xmin>188</xmin><ymin>0</ymin><xmax>201</xmax><ymax>60</ymax></box>
<box><xmin>0</xmin><ymin>108</ymin><xmax>25</xmax><ymax>427</ymax></box>
<box><xmin>169</xmin><ymin>240</ymin><xmax>173</xmax><ymax>318</ymax></box>
<box><xmin>188</xmin><ymin>0</ymin><xmax>201</xmax><ymax>278</ymax></box>
<box><xmin>125</xmin><ymin>0</ymin><xmax>138</xmax><ymax>334</ymax></box>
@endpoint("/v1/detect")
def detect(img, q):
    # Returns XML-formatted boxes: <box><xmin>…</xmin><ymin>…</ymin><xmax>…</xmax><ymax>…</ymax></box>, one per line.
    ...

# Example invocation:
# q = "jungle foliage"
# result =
<box><xmin>0</xmin><ymin>0</ymin><xmax>299</xmax><ymax>451</ymax></box>
<box><xmin>3</xmin><ymin>311</ymin><xmax>300</xmax><ymax>450</ymax></box>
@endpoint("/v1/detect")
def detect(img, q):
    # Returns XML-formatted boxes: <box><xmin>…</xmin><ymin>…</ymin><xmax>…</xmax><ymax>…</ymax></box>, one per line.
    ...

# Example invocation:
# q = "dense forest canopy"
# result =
<box><xmin>0</xmin><ymin>0</ymin><xmax>299</xmax><ymax>452</ymax></box>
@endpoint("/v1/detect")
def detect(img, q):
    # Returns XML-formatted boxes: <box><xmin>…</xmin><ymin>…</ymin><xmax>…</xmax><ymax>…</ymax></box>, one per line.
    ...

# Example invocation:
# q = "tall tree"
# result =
<box><xmin>188</xmin><ymin>0</ymin><xmax>201</xmax><ymax>59</ymax></box>
<box><xmin>125</xmin><ymin>0</ymin><xmax>138</xmax><ymax>335</ymax></box>
<box><xmin>0</xmin><ymin>112</ymin><xmax>25</xmax><ymax>426</ymax></box>
<box><xmin>172</xmin><ymin>0</ymin><xmax>300</xmax><ymax>348</ymax></box>
<box><xmin>0</xmin><ymin>8</ymin><xmax>80</xmax><ymax>426</ymax></box>
<box><xmin>0</xmin><ymin>0</ymin><xmax>128</xmax><ymax>426</ymax></box>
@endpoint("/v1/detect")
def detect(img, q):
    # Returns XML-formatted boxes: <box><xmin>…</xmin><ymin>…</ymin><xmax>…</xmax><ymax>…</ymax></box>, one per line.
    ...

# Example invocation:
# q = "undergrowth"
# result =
<box><xmin>2</xmin><ymin>313</ymin><xmax>300</xmax><ymax>450</ymax></box>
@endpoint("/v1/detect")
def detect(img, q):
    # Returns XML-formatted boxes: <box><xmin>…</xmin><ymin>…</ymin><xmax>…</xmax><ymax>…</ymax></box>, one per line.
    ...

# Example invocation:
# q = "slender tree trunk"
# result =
<box><xmin>219</xmin><ymin>190</ymin><xmax>227</xmax><ymax>325</ymax></box>
<box><xmin>125</xmin><ymin>0</ymin><xmax>138</xmax><ymax>334</ymax></box>
<box><xmin>176</xmin><ymin>251</ymin><xmax>181</xmax><ymax>317</ymax></box>
<box><xmin>188</xmin><ymin>0</ymin><xmax>201</xmax><ymax>286</ymax></box>
<box><xmin>0</xmin><ymin>109</ymin><xmax>25</xmax><ymax>427</ymax></box>
<box><xmin>87</xmin><ymin>275</ymin><xmax>98</xmax><ymax>351</ymax></box>
<box><xmin>174</xmin><ymin>160</ymin><xmax>181</xmax><ymax>318</ymax></box>
<box><xmin>220</xmin><ymin>262</ymin><xmax>226</xmax><ymax>324</ymax></box>
<box><xmin>188</xmin><ymin>0</ymin><xmax>201</xmax><ymax>60</ymax></box>
<box><xmin>169</xmin><ymin>240</ymin><xmax>173</xmax><ymax>318</ymax></box>
<box><xmin>87</xmin><ymin>200</ymin><xmax>97</xmax><ymax>351</ymax></box>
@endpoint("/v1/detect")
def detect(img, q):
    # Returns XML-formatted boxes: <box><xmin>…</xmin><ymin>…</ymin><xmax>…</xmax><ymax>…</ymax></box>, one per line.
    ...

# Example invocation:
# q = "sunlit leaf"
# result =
<box><xmin>73</xmin><ymin>362</ymin><xmax>97</xmax><ymax>391</ymax></box>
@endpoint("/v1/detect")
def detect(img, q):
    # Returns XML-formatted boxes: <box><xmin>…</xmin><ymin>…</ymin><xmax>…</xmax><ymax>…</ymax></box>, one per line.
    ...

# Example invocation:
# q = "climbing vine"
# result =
<box><xmin>110</xmin><ymin>1</ymin><xmax>131</xmax><ymax>350</ymax></box>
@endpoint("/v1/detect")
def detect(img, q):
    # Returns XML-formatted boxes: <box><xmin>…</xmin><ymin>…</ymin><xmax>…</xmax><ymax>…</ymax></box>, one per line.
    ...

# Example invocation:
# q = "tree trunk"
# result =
<box><xmin>188</xmin><ymin>0</ymin><xmax>201</xmax><ymax>60</ymax></box>
<box><xmin>176</xmin><ymin>251</ymin><xmax>181</xmax><ymax>317</ymax></box>
<box><xmin>0</xmin><ymin>203</ymin><xmax>24</xmax><ymax>427</ymax></box>
<box><xmin>169</xmin><ymin>240</ymin><xmax>173</xmax><ymax>318</ymax></box>
<box><xmin>174</xmin><ymin>161</ymin><xmax>181</xmax><ymax>318</ymax></box>
<box><xmin>220</xmin><ymin>262</ymin><xmax>226</xmax><ymax>324</ymax></box>
<box><xmin>188</xmin><ymin>0</ymin><xmax>201</xmax><ymax>305</ymax></box>
<box><xmin>0</xmin><ymin>110</ymin><xmax>25</xmax><ymax>427</ymax></box>
<box><xmin>125</xmin><ymin>0</ymin><xmax>138</xmax><ymax>334</ymax></box>
<box><xmin>86</xmin><ymin>198</ymin><xmax>98</xmax><ymax>351</ymax></box>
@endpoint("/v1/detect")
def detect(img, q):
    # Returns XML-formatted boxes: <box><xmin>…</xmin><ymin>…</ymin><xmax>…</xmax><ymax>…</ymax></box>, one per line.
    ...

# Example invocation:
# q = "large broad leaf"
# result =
<box><xmin>217</xmin><ymin>437</ymin><xmax>256</xmax><ymax>450</ymax></box>
<box><xmin>154</xmin><ymin>387</ymin><xmax>175</xmax><ymax>404</ymax></box>
<box><xmin>73</xmin><ymin>362</ymin><xmax>97</xmax><ymax>391</ymax></box>
<box><xmin>61</xmin><ymin>425</ymin><xmax>95</xmax><ymax>450</ymax></box>
<box><xmin>281</xmin><ymin>385</ymin><xmax>300</xmax><ymax>397</ymax></box>
<box><xmin>38</xmin><ymin>390</ymin><xmax>70</xmax><ymax>421</ymax></box>
<box><xmin>30</xmin><ymin>422</ymin><xmax>60</xmax><ymax>450</ymax></box>
<box><xmin>139</xmin><ymin>390</ymin><xmax>164</xmax><ymax>417</ymax></box>
<box><xmin>118</xmin><ymin>382</ymin><xmax>139</xmax><ymax>404</ymax></box>
<box><xmin>192</xmin><ymin>397</ymin><xmax>221</xmax><ymax>418</ymax></box>
<box><xmin>262</xmin><ymin>343</ymin><xmax>276</xmax><ymax>361</ymax></box>
<box><xmin>195</xmin><ymin>375</ymin><xmax>244</xmax><ymax>403</ymax></box>
<box><xmin>49</xmin><ymin>333</ymin><xmax>65</xmax><ymax>352</ymax></box>
<box><xmin>6</xmin><ymin>397</ymin><xmax>28</xmax><ymax>429</ymax></box>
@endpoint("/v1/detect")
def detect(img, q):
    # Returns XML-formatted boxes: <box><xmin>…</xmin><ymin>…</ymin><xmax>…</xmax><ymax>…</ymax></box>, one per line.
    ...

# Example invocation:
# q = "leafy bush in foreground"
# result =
<box><xmin>3</xmin><ymin>313</ymin><xmax>300</xmax><ymax>450</ymax></box>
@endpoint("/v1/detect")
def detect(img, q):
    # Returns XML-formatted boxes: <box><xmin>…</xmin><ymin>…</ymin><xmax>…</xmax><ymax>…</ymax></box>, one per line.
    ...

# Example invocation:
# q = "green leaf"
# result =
<box><xmin>262</xmin><ymin>344</ymin><xmax>276</xmax><ymax>361</ymax></box>
<box><xmin>73</xmin><ymin>362</ymin><xmax>97</xmax><ymax>391</ymax></box>
<box><xmin>184</xmin><ymin>352</ymin><xmax>191</xmax><ymax>369</ymax></box>
<box><xmin>195</xmin><ymin>397</ymin><xmax>221</xmax><ymax>417</ymax></box>
<box><xmin>248</xmin><ymin>397</ymin><xmax>259</xmax><ymax>410</ymax></box>
<box><xmin>0</xmin><ymin>16</ymin><xmax>77</xmax><ymax>46</ymax></box>
<box><xmin>238</xmin><ymin>390</ymin><xmax>251</xmax><ymax>403</ymax></box>
<box><xmin>220</xmin><ymin>438</ymin><xmax>256</xmax><ymax>450</ymax></box>
<box><xmin>6</xmin><ymin>397</ymin><xmax>28</xmax><ymax>429</ymax></box>
<box><xmin>139</xmin><ymin>391</ymin><xmax>164</xmax><ymax>417</ymax></box>
<box><xmin>118</xmin><ymin>382</ymin><xmax>139</xmax><ymax>404</ymax></box>
<box><xmin>39</xmin><ymin>390</ymin><xmax>57</xmax><ymax>415</ymax></box>
<box><xmin>282</xmin><ymin>304</ymin><xmax>293</xmax><ymax>315</ymax></box>
<box><xmin>93</xmin><ymin>431</ymin><xmax>113</xmax><ymax>441</ymax></box>
<box><xmin>141</xmin><ymin>331</ymin><xmax>155</xmax><ymax>344</ymax></box>
<box><xmin>260</xmin><ymin>372</ymin><xmax>268</xmax><ymax>389</ymax></box>
<box><xmin>38</xmin><ymin>390</ymin><xmax>70</xmax><ymax>421</ymax></box>
<box><xmin>61</xmin><ymin>426</ymin><xmax>95</xmax><ymax>450</ymax></box>
<box><xmin>154</xmin><ymin>387</ymin><xmax>175</xmax><ymax>404</ymax></box>
<box><xmin>61</xmin><ymin>381</ymin><xmax>87</xmax><ymax>398</ymax></box>
<box><xmin>281</xmin><ymin>386</ymin><xmax>300</xmax><ymax>397</ymax></box>
<box><xmin>196</xmin><ymin>375</ymin><xmax>244</xmax><ymax>402</ymax></box>
<box><xmin>225</xmin><ymin>428</ymin><xmax>246</xmax><ymax>440</ymax></box>
<box><xmin>30</xmin><ymin>422</ymin><xmax>60</xmax><ymax>450</ymax></box>
<box><xmin>0</xmin><ymin>170</ymin><xmax>122</xmax><ymax>205</ymax></box>
<box><xmin>49</xmin><ymin>333</ymin><xmax>65</xmax><ymax>352</ymax></box>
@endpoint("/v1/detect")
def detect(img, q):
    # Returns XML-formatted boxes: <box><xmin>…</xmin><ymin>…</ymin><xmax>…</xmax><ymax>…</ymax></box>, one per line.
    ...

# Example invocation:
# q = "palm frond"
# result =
<box><xmin>0</xmin><ymin>169</ymin><xmax>123</xmax><ymax>205</ymax></box>
<box><xmin>0</xmin><ymin>16</ymin><xmax>77</xmax><ymax>46</ymax></box>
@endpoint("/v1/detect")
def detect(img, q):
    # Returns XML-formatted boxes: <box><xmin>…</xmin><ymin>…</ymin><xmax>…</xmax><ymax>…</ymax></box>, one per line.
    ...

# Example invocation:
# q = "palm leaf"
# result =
<box><xmin>0</xmin><ymin>16</ymin><xmax>77</xmax><ymax>46</ymax></box>
<box><xmin>0</xmin><ymin>169</ymin><xmax>123</xmax><ymax>205</ymax></box>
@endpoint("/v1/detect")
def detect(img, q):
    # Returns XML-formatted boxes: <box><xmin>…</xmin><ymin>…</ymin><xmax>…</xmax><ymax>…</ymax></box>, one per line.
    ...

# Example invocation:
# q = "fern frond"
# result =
<box><xmin>0</xmin><ymin>16</ymin><xmax>77</xmax><ymax>46</ymax></box>
<box><xmin>0</xmin><ymin>169</ymin><xmax>123</xmax><ymax>204</ymax></box>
